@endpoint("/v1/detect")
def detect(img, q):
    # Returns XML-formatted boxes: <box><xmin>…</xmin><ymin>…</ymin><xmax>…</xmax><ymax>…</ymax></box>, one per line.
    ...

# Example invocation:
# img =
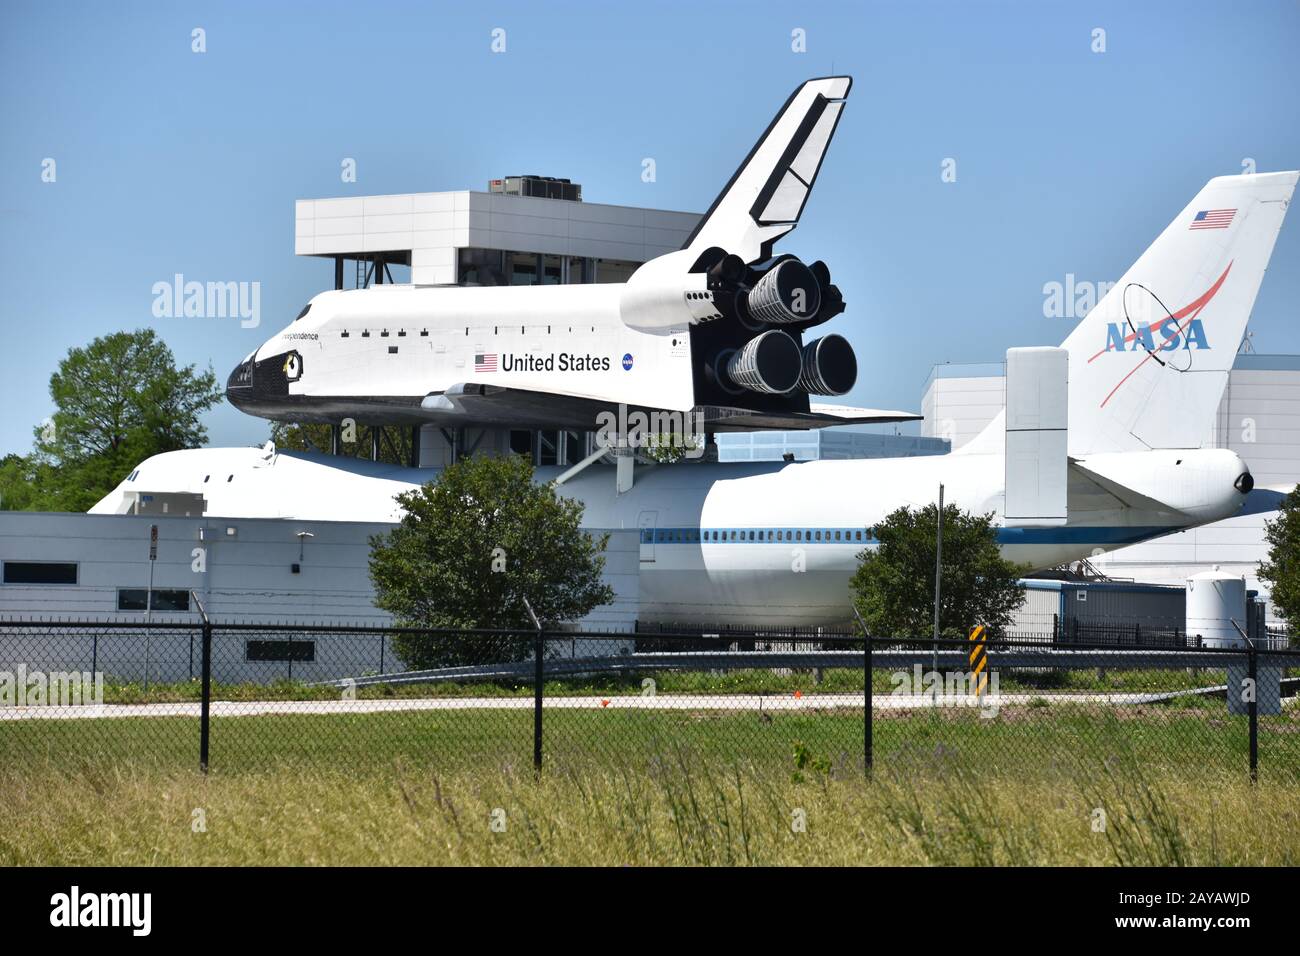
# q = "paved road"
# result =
<box><xmin>3</xmin><ymin>688</ymin><xmax>1272</xmax><ymax>720</ymax></box>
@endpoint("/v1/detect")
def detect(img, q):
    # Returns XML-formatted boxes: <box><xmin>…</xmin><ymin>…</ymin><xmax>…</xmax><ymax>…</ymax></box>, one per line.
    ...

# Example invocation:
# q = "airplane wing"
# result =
<box><xmin>421</xmin><ymin>383</ymin><xmax>918</xmax><ymax>432</ymax></box>
<box><xmin>682</xmin><ymin>76</ymin><xmax>852</xmax><ymax>264</ymax></box>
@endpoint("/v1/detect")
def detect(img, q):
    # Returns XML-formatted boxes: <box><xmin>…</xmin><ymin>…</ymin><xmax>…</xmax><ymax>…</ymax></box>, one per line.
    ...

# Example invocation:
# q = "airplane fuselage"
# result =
<box><xmin>91</xmin><ymin>444</ymin><xmax>1251</xmax><ymax>626</ymax></box>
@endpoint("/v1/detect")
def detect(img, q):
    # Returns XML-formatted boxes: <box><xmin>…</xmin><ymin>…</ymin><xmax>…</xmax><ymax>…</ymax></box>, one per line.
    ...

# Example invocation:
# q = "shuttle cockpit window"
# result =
<box><xmin>295</xmin><ymin>303</ymin><xmax>312</xmax><ymax>321</ymax></box>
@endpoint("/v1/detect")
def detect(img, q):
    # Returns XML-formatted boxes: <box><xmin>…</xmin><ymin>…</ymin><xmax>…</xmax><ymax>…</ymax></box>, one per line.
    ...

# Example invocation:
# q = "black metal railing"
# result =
<box><xmin>0</xmin><ymin>618</ymin><xmax>1296</xmax><ymax>781</ymax></box>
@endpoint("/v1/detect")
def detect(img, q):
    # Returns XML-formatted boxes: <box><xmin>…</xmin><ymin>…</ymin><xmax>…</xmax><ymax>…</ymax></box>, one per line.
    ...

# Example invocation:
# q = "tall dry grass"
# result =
<box><xmin>1</xmin><ymin>749</ymin><xmax>1295</xmax><ymax>866</ymax></box>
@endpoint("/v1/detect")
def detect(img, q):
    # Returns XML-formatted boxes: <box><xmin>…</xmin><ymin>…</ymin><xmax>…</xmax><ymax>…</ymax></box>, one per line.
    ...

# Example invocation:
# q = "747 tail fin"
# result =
<box><xmin>1062</xmin><ymin>171</ymin><xmax>1296</xmax><ymax>454</ymax></box>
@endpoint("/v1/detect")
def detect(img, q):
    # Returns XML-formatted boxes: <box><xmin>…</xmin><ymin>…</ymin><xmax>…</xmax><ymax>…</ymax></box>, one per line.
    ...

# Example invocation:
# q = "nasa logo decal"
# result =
<box><xmin>622</xmin><ymin>353</ymin><xmax>634</xmax><ymax>371</ymax></box>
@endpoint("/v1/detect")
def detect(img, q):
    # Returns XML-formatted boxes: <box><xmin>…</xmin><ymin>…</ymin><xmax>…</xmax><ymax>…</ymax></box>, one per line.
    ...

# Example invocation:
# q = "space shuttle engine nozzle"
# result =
<box><xmin>798</xmin><ymin>333</ymin><xmax>858</xmax><ymax>396</ymax></box>
<box><xmin>744</xmin><ymin>259</ymin><xmax>822</xmax><ymax>325</ymax></box>
<box><xmin>724</xmin><ymin>329</ymin><xmax>803</xmax><ymax>394</ymax></box>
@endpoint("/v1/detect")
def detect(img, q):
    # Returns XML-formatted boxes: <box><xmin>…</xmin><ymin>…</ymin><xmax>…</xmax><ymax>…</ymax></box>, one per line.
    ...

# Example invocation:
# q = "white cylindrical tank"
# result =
<box><xmin>1185</xmin><ymin>567</ymin><xmax>1247</xmax><ymax>648</ymax></box>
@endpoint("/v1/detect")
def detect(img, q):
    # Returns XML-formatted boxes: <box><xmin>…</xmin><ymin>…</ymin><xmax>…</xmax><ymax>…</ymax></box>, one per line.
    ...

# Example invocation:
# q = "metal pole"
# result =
<box><xmin>192</xmin><ymin>591</ymin><xmax>212</xmax><ymax>773</ymax></box>
<box><xmin>1247</xmin><ymin>636</ymin><xmax>1258</xmax><ymax>782</ymax></box>
<box><xmin>523</xmin><ymin>597</ymin><xmax>543</xmax><ymax>775</ymax></box>
<box><xmin>932</xmin><ymin>484</ymin><xmax>944</xmax><ymax>673</ymax></box>
<box><xmin>854</xmin><ymin>607</ymin><xmax>872</xmax><ymax>776</ymax></box>
<box><xmin>199</xmin><ymin>621</ymin><xmax>212</xmax><ymax>773</ymax></box>
<box><xmin>145</xmin><ymin>524</ymin><xmax>157</xmax><ymax>691</ymax></box>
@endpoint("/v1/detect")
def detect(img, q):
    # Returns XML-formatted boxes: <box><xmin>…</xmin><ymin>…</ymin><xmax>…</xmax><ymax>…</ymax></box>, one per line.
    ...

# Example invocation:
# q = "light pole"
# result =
<box><xmin>932</xmin><ymin>484</ymin><xmax>943</xmax><ymax>673</ymax></box>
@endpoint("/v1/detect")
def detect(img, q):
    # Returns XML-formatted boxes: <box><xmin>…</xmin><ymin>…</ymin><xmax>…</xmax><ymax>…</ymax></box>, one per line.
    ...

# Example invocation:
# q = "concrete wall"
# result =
<box><xmin>920</xmin><ymin>364</ymin><xmax>1006</xmax><ymax>449</ymax></box>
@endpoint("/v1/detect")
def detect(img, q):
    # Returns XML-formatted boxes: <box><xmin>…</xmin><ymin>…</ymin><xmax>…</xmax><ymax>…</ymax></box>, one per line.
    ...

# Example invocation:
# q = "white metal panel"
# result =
<box><xmin>1004</xmin><ymin>347</ymin><xmax>1068</xmax><ymax>525</ymax></box>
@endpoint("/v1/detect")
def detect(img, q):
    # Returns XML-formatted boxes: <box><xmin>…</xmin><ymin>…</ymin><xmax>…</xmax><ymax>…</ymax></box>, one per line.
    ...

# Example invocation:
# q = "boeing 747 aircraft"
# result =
<box><xmin>95</xmin><ymin>77</ymin><xmax>1296</xmax><ymax>625</ymax></box>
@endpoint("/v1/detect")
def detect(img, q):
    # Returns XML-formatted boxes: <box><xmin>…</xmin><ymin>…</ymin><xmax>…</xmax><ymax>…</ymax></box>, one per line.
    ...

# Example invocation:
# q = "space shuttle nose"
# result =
<box><xmin>226</xmin><ymin>358</ymin><xmax>261</xmax><ymax>413</ymax></box>
<box><xmin>227</xmin><ymin>359</ymin><xmax>253</xmax><ymax>392</ymax></box>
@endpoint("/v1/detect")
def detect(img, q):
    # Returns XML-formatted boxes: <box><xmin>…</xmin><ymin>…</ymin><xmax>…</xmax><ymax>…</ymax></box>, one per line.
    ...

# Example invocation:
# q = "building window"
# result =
<box><xmin>116</xmin><ymin>588</ymin><xmax>190</xmax><ymax>611</ymax></box>
<box><xmin>151</xmin><ymin>589</ymin><xmax>190</xmax><ymax>612</ymax></box>
<box><xmin>245</xmin><ymin>640</ymin><xmax>316</xmax><ymax>663</ymax></box>
<box><xmin>117</xmin><ymin>589</ymin><xmax>149</xmax><ymax>611</ymax></box>
<box><xmin>3</xmin><ymin>561</ymin><xmax>78</xmax><ymax>585</ymax></box>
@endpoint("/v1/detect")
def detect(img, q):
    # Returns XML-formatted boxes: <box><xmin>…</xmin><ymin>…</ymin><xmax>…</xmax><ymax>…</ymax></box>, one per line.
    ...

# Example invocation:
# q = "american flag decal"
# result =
<box><xmin>1189</xmin><ymin>208</ymin><xmax>1236</xmax><ymax>230</ymax></box>
<box><xmin>474</xmin><ymin>353</ymin><xmax>497</xmax><ymax>372</ymax></box>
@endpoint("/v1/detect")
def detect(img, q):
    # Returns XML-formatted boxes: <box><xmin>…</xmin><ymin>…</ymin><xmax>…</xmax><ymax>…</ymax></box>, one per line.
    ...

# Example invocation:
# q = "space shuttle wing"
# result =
<box><xmin>682</xmin><ymin>76</ymin><xmax>852</xmax><ymax>263</ymax></box>
<box><xmin>421</xmin><ymin>383</ymin><xmax>918</xmax><ymax>433</ymax></box>
<box><xmin>700</xmin><ymin>403</ymin><xmax>921</xmax><ymax>432</ymax></box>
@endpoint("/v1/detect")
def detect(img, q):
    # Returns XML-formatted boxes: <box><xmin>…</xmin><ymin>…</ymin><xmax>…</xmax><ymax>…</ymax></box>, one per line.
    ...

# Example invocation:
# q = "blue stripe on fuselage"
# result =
<box><xmin>641</xmin><ymin>526</ymin><xmax>1175</xmax><ymax>547</ymax></box>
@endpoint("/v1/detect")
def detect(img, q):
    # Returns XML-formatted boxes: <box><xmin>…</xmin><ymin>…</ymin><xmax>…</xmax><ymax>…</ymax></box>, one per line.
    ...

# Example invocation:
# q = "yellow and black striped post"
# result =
<box><xmin>969</xmin><ymin>625</ymin><xmax>988</xmax><ymax>697</ymax></box>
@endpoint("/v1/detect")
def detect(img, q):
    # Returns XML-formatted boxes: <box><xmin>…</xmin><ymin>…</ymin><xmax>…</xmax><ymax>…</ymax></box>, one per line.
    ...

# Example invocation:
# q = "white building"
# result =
<box><xmin>295</xmin><ymin>175</ymin><xmax>699</xmax><ymax>288</ymax></box>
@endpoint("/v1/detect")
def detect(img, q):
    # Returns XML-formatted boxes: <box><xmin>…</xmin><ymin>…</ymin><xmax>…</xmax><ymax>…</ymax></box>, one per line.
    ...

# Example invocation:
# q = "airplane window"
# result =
<box><xmin>796</xmin><ymin>531</ymin><xmax>802</xmax><ymax>541</ymax></box>
<box><xmin>227</xmin><ymin>475</ymin><xmax>233</xmax><ymax>482</ymax></box>
<box><xmin>748</xmin><ymin>531</ymin><xmax>755</xmax><ymax>541</ymax></box>
<box><xmin>203</xmin><ymin>475</ymin><xmax>209</xmax><ymax>483</ymax></box>
<box><xmin>730</xmin><ymin>531</ymin><xmax>737</xmax><ymax>541</ymax></box>
<box><xmin>835</xmin><ymin>531</ymin><xmax>841</xmax><ymax>541</ymax></box>
<box><xmin>296</xmin><ymin>303</ymin><xmax>311</xmax><ymax>321</ymax></box>
<box><xmin>856</xmin><ymin>531</ymin><xmax>862</xmax><ymax>540</ymax></box>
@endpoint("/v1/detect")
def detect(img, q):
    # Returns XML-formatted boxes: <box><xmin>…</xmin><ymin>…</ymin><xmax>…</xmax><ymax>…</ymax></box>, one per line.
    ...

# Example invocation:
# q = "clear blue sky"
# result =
<box><xmin>2</xmin><ymin>0</ymin><xmax>1297</xmax><ymax>455</ymax></box>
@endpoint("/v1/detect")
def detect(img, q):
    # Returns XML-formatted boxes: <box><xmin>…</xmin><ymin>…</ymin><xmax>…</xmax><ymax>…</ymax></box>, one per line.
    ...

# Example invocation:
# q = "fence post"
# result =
<box><xmin>192</xmin><ymin>591</ymin><xmax>212</xmax><ymax>774</ymax></box>
<box><xmin>522</xmin><ymin>597</ymin><xmax>543</xmax><ymax>775</ymax></box>
<box><xmin>853</xmin><ymin>608</ymin><xmax>872</xmax><ymax>777</ymax></box>
<box><xmin>1247</xmin><ymin>637</ymin><xmax>1258</xmax><ymax>783</ymax></box>
<box><xmin>199</xmin><ymin>621</ymin><xmax>212</xmax><ymax>773</ymax></box>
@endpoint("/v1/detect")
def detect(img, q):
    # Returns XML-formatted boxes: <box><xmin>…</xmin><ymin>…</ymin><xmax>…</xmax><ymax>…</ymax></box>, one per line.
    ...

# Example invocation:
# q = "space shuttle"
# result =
<box><xmin>100</xmin><ymin>76</ymin><xmax>1297</xmax><ymax>626</ymax></box>
<box><xmin>226</xmin><ymin>76</ymin><xmax>921</xmax><ymax>433</ymax></box>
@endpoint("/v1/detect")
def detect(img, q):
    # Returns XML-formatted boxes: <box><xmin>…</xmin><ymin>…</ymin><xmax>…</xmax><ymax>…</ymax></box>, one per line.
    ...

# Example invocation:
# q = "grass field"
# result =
<box><xmin>2</xmin><ymin>753</ymin><xmax>1297</xmax><ymax>866</ymax></box>
<box><xmin>4</xmin><ymin>691</ymin><xmax>1296</xmax><ymax>865</ymax></box>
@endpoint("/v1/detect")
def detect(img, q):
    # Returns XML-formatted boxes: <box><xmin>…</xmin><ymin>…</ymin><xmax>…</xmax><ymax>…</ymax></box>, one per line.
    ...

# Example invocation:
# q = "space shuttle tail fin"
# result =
<box><xmin>681</xmin><ymin>76</ymin><xmax>852</xmax><ymax>265</ymax></box>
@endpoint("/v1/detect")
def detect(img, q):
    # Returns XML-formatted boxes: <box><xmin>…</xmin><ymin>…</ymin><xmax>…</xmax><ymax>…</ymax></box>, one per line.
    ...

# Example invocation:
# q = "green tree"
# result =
<box><xmin>2</xmin><ymin>329</ymin><xmax>223</xmax><ymax>512</ymax></box>
<box><xmin>1258</xmin><ymin>487</ymin><xmax>1300</xmax><ymax>628</ymax></box>
<box><xmin>0</xmin><ymin>454</ymin><xmax>49</xmax><ymax>511</ymax></box>
<box><xmin>368</xmin><ymin>453</ymin><xmax>616</xmax><ymax>668</ymax></box>
<box><xmin>851</xmin><ymin>503</ymin><xmax>1026</xmax><ymax>638</ymax></box>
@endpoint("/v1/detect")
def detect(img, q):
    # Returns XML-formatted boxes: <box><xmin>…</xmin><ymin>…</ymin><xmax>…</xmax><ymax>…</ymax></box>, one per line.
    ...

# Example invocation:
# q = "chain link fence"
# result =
<box><xmin>1</xmin><ymin>618</ymin><xmax>1296</xmax><ymax>781</ymax></box>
